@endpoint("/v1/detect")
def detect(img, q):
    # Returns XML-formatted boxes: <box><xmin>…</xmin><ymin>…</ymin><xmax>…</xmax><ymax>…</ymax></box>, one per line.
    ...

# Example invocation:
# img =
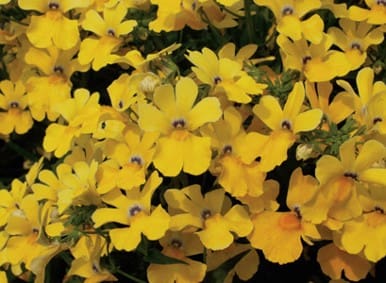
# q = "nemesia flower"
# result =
<box><xmin>321</xmin><ymin>0</ymin><xmax>348</xmax><ymax>18</ymax></box>
<box><xmin>305</xmin><ymin>81</ymin><xmax>354</xmax><ymax>125</ymax></box>
<box><xmin>334</xmin><ymin>185</ymin><xmax>386</xmax><ymax>262</ymax></box>
<box><xmin>98</xmin><ymin>128</ymin><xmax>158</xmax><ymax>192</ymax></box>
<box><xmin>202</xmin><ymin>106</ymin><xmax>268</xmax><ymax>197</ymax></box>
<box><xmin>138</xmin><ymin>77</ymin><xmax>222</xmax><ymax>176</ymax></box>
<box><xmin>78</xmin><ymin>3</ymin><xmax>137</xmax><ymax>70</ymax></box>
<box><xmin>315</xmin><ymin>138</ymin><xmax>386</xmax><ymax>221</ymax></box>
<box><xmin>249</xmin><ymin>168</ymin><xmax>321</xmax><ymax>264</ymax></box>
<box><xmin>186</xmin><ymin>47</ymin><xmax>266</xmax><ymax>103</ymax></box>
<box><xmin>0</xmin><ymin>79</ymin><xmax>33</xmax><ymax>134</ymax></box>
<box><xmin>0</xmin><ymin>0</ymin><xmax>10</xmax><ymax>4</ymax></box>
<box><xmin>253</xmin><ymin>82</ymin><xmax>323</xmax><ymax>171</ymax></box>
<box><xmin>24</xmin><ymin>46</ymin><xmax>83</xmax><ymax>121</ymax></box>
<box><xmin>43</xmin><ymin>88</ymin><xmax>101</xmax><ymax>157</ymax></box>
<box><xmin>336</xmin><ymin>67</ymin><xmax>386</xmax><ymax>127</ymax></box>
<box><xmin>206</xmin><ymin>243</ymin><xmax>259</xmax><ymax>283</ymax></box>
<box><xmin>92</xmin><ymin>172</ymin><xmax>170</xmax><ymax>251</ymax></box>
<box><xmin>317</xmin><ymin>243</ymin><xmax>372</xmax><ymax>281</ymax></box>
<box><xmin>147</xmin><ymin>231</ymin><xmax>207</xmax><ymax>283</ymax></box>
<box><xmin>328</xmin><ymin>19</ymin><xmax>384</xmax><ymax>70</ymax></box>
<box><xmin>348</xmin><ymin>0</ymin><xmax>386</xmax><ymax>25</ymax></box>
<box><xmin>67</xmin><ymin>234</ymin><xmax>117</xmax><ymax>282</ymax></box>
<box><xmin>165</xmin><ymin>185</ymin><xmax>253</xmax><ymax>250</ymax></box>
<box><xmin>254</xmin><ymin>0</ymin><xmax>324</xmax><ymax>43</ymax></box>
<box><xmin>277</xmin><ymin>34</ymin><xmax>351</xmax><ymax>82</ymax></box>
<box><xmin>0</xmin><ymin>179</ymin><xmax>28</xmax><ymax>227</ymax></box>
<box><xmin>18</xmin><ymin>0</ymin><xmax>91</xmax><ymax>49</ymax></box>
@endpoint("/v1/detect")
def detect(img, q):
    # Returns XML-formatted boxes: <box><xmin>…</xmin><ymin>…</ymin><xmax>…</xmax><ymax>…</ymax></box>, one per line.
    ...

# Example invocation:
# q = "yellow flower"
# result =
<box><xmin>18</xmin><ymin>0</ymin><xmax>91</xmax><ymax>49</ymax></box>
<box><xmin>249</xmin><ymin>168</ymin><xmax>321</xmax><ymax>264</ymax></box>
<box><xmin>321</xmin><ymin>0</ymin><xmax>348</xmax><ymax>18</ymax></box>
<box><xmin>92</xmin><ymin>172</ymin><xmax>170</xmax><ymax>251</ymax></box>
<box><xmin>315</xmin><ymin>138</ymin><xmax>386</xmax><ymax>221</ymax></box>
<box><xmin>206</xmin><ymin>243</ymin><xmax>259</xmax><ymax>283</ymax></box>
<box><xmin>278</xmin><ymin>34</ymin><xmax>351</xmax><ymax>82</ymax></box>
<box><xmin>138</xmin><ymin>77</ymin><xmax>222</xmax><ymax>176</ymax></box>
<box><xmin>43</xmin><ymin>88</ymin><xmax>100</xmax><ymax>157</ymax></box>
<box><xmin>78</xmin><ymin>3</ymin><xmax>137</xmax><ymax>70</ymax></box>
<box><xmin>165</xmin><ymin>185</ymin><xmax>253</xmax><ymax>250</ymax></box>
<box><xmin>317</xmin><ymin>243</ymin><xmax>372</xmax><ymax>281</ymax></box>
<box><xmin>67</xmin><ymin>234</ymin><xmax>117</xmax><ymax>282</ymax></box>
<box><xmin>349</xmin><ymin>0</ymin><xmax>386</xmax><ymax>25</ymax></box>
<box><xmin>56</xmin><ymin>160</ymin><xmax>102</xmax><ymax>214</ymax></box>
<box><xmin>336</xmin><ymin>67</ymin><xmax>386</xmax><ymax>128</ymax></box>
<box><xmin>99</xmin><ymin>128</ymin><xmax>158</xmax><ymax>192</ymax></box>
<box><xmin>0</xmin><ymin>0</ymin><xmax>10</xmax><ymax>4</ymax></box>
<box><xmin>149</xmin><ymin>0</ymin><xmax>206</xmax><ymax>32</ymax></box>
<box><xmin>202</xmin><ymin>106</ymin><xmax>268</xmax><ymax>197</ymax></box>
<box><xmin>305</xmin><ymin>81</ymin><xmax>354</xmax><ymax>125</ymax></box>
<box><xmin>253</xmin><ymin>82</ymin><xmax>323</xmax><ymax>171</ymax></box>
<box><xmin>0</xmin><ymin>179</ymin><xmax>28</xmax><ymax>227</ymax></box>
<box><xmin>328</xmin><ymin>19</ymin><xmax>384</xmax><ymax>70</ymax></box>
<box><xmin>0</xmin><ymin>80</ymin><xmax>33</xmax><ymax>135</ymax></box>
<box><xmin>186</xmin><ymin>47</ymin><xmax>266</xmax><ymax>103</ymax></box>
<box><xmin>147</xmin><ymin>231</ymin><xmax>206</xmax><ymax>283</ymax></box>
<box><xmin>24</xmin><ymin>46</ymin><xmax>83</xmax><ymax>121</ymax></box>
<box><xmin>254</xmin><ymin>0</ymin><xmax>324</xmax><ymax>43</ymax></box>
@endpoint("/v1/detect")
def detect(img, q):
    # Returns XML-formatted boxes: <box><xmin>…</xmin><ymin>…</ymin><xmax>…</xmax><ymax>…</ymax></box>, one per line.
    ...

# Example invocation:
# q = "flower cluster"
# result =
<box><xmin>0</xmin><ymin>0</ymin><xmax>386</xmax><ymax>282</ymax></box>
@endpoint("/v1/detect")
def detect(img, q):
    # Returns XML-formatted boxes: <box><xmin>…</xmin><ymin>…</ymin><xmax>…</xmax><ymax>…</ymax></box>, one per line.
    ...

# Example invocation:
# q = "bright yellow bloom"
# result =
<box><xmin>328</xmin><ymin>19</ymin><xmax>384</xmax><ymax>70</ymax></box>
<box><xmin>92</xmin><ymin>172</ymin><xmax>170</xmax><ymax>251</ymax></box>
<box><xmin>138</xmin><ymin>77</ymin><xmax>222</xmax><ymax>176</ymax></box>
<box><xmin>249</xmin><ymin>168</ymin><xmax>321</xmax><ymax>264</ymax></box>
<box><xmin>165</xmin><ymin>185</ymin><xmax>253</xmax><ymax>250</ymax></box>
<box><xmin>254</xmin><ymin>0</ymin><xmax>324</xmax><ymax>43</ymax></box>
<box><xmin>305</xmin><ymin>81</ymin><xmax>354</xmax><ymax>125</ymax></box>
<box><xmin>315</xmin><ymin>138</ymin><xmax>386</xmax><ymax>221</ymax></box>
<box><xmin>0</xmin><ymin>80</ymin><xmax>33</xmax><ymax>135</ymax></box>
<box><xmin>186</xmin><ymin>47</ymin><xmax>266</xmax><ymax>103</ymax></box>
<box><xmin>253</xmin><ymin>82</ymin><xmax>323</xmax><ymax>171</ymax></box>
<box><xmin>0</xmin><ymin>0</ymin><xmax>10</xmax><ymax>4</ymax></box>
<box><xmin>278</xmin><ymin>34</ymin><xmax>350</xmax><ymax>82</ymax></box>
<box><xmin>202</xmin><ymin>106</ymin><xmax>268</xmax><ymax>197</ymax></box>
<box><xmin>0</xmin><ymin>179</ymin><xmax>28</xmax><ymax>227</ymax></box>
<box><xmin>18</xmin><ymin>0</ymin><xmax>91</xmax><ymax>49</ymax></box>
<box><xmin>147</xmin><ymin>231</ymin><xmax>206</xmax><ymax>283</ymax></box>
<box><xmin>317</xmin><ymin>243</ymin><xmax>372</xmax><ymax>281</ymax></box>
<box><xmin>321</xmin><ymin>0</ymin><xmax>348</xmax><ymax>18</ymax></box>
<box><xmin>99</xmin><ymin>129</ymin><xmax>158</xmax><ymax>192</ymax></box>
<box><xmin>67</xmin><ymin>234</ymin><xmax>117</xmax><ymax>282</ymax></box>
<box><xmin>349</xmin><ymin>0</ymin><xmax>386</xmax><ymax>25</ymax></box>
<box><xmin>336</xmin><ymin>67</ymin><xmax>386</xmax><ymax>128</ymax></box>
<box><xmin>24</xmin><ymin>46</ymin><xmax>82</xmax><ymax>121</ymax></box>
<box><xmin>43</xmin><ymin>89</ymin><xmax>100</xmax><ymax>157</ymax></box>
<box><xmin>79</xmin><ymin>3</ymin><xmax>137</xmax><ymax>70</ymax></box>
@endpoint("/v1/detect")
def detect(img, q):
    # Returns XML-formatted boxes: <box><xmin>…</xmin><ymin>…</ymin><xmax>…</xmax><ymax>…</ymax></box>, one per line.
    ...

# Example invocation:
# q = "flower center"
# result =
<box><xmin>350</xmin><ymin>42</ymin><xmax>362</xmax><ymax>52</ymax></box>
<box><xmin>53</xmin><ymin>65</ymin><xmax>64</xmax><ymax>75</ymax></box>
<box><xmin>302</xmin><ymin>56</ymin><xmax>312</xmax><ymax>65</ymax></box>
<box><xmin>201</xmin><ymin>209</ymin><xmax>212</xmax><ymax>220</ymax></box>
<box><xmin>214</xmin><ymin>76</ymin><xmax>222</xmax><ymax>85</ymax></box>
<box><xmin>223</xmin><ymin>145</ymin><xmax>232</xmax><ymax>154</ymax></box>
<box><xmin>128</xmin><ymin>204</ymin><xmax>142</xmax><ymax>217</ymax></box>
<box><xmin>9</xmin><ymin>101</ymin><xmax>20</xmax><ymax>109</ymax></box>
<box><xmin>377</xmin><ymin>0</ymin><xmax>386</xmax><ymax>6</ymax></box>
<box><xmin>375</xmin><ymin>206</ymin><xmax>385</xmax><ymax>214</ymax></box>
<box><xmin>373</xmin><ymin>117</ymin><xmax>383</xmax><ymax>124</ymax></box>
<box><xmin>172</xmin><ymin>118</ymin><xmax>186</xmax><ymax>129</ymax></box>
<box><xmin>281</xmin><ymin>120</ymin><xmax>292</xmax><ymax>130</ymax></box>
<box><xmin>282</xmin><ymin>5</ymin><xmax>294</xmax><ymax>16</ymax></box>
<box><xmin>170</xmin><ymin>238</ymin><xmax>183</xmax><ymax>249</ymax></box>
<box><xmin>130</xmin><ymin>155</ymin><xmax>143</xmax><ymax>166</ymax></box>
<box><xmin>107</xmin><ymin>28</ymin><xmax>116</xmax><ymax>37</ymax></box>
<box><xmin>48</xmin><ymin>1</ymin><xmax>60</xmax><ymax>10</ymax></box>
<box><xmin>343</xmin><ymin>171</ymin><xmax>358</xmax><ymax>180</ymax></box>
<box><xmin>279</xmin><ymin>212</ymin><xmax>301</xmax><ymax>230</ymax></box>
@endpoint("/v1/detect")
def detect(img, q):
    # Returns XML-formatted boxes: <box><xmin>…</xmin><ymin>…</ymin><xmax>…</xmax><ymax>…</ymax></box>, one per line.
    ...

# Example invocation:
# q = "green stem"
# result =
<box><xmin>244</xmin><ymin>0</ymin><xmax>254</xmax><ymax>43</ymax></box>
<box><xmin>7</xmin><ymin>140</ymin><xmax>38</xmax><ymax>162</ymax></box>
<box><xmin>213</xmin><ymin>1</ymin><xmax>243</xmax><ymax>18</ymax></box>
<box><xmin>116</xmin><ymin>269</ymin><xmax>147</xmax><ymax>283</ymax></box>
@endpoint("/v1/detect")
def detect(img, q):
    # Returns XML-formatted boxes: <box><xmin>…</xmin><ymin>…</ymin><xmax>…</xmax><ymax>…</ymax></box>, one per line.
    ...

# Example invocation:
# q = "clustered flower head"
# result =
<box><xmin>0</xmin><ymin>0</ymin><xmax>386</xmax><ymax>282</ymax></box>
